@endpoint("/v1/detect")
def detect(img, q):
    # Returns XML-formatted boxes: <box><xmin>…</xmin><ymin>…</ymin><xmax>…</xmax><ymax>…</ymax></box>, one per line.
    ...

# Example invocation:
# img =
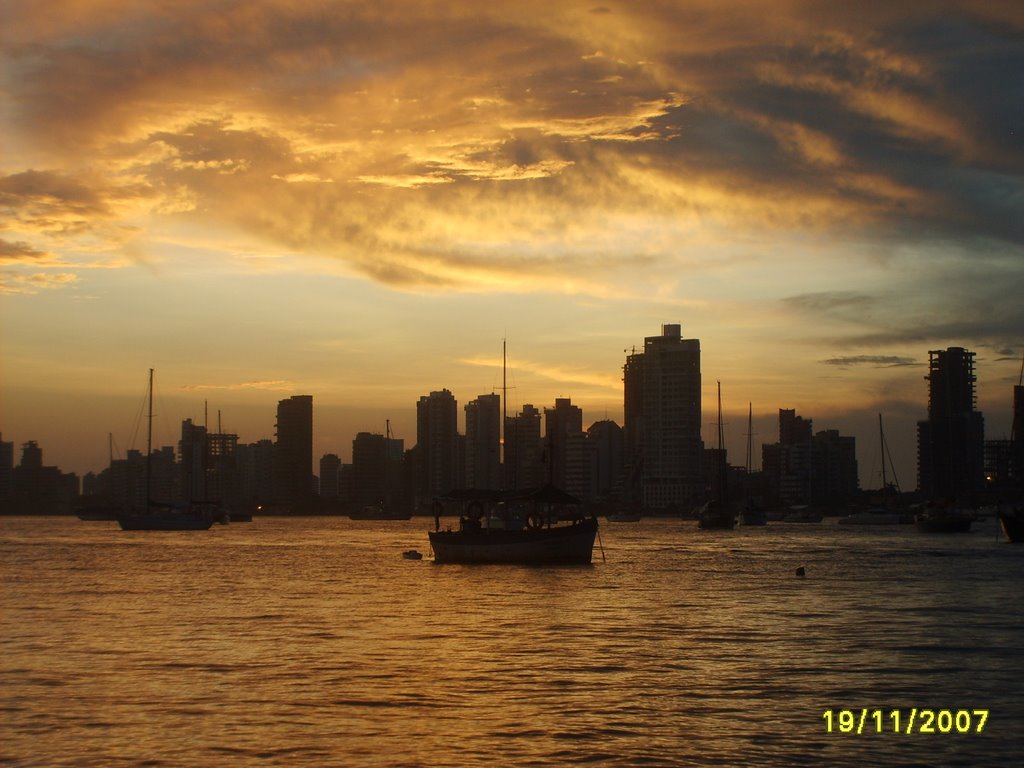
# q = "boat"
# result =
<box><xmin>914</xmin><ymin>502</ymin><xmax>973</xmax><ymax>534</ymax></box>
<box><xmin>738</xmin><ymin>405</ymin><xmax>766</xmax><ymax>525</ymax></box>
<box><xmin>698</xmin><ymin>381</ymin><xmax>736</xmax><ymax>530</ymax></box>
<box><xmin>607</xmin><ymin>512</ymin><xmax>642</xmax><ymax>522</ymax></box>
<box><xmin>116</xmin><ymin>370</ymin><xmax>214</xmax><ymax>531</ymax></box>
<box><xmin>998</xmin><ymin>502</ymin><xmax>1024</xmax><ymax>543</ymax></box>
<box><xmin>739</xmin><ymin>500</ymin><xmax>767</xmax><ymax>526</ymax></box>
<box><xmin>781</xmin><ymin>506</ymin><xmax>823</xmax><ymax>523</ymax></box>
<box><xmin>838</xmin><ymin>508</ymin><xmax>913</xmax><ymax>525</ymax></box>
<box><xmin>428</xmin><ymin>485</ymin><xmax>599</xmax><ymax>564</ymax></box>
<box><xmin>350</xmin><ymin>504</ymin><xmax>411</xmax><ymax>520</ymax></box>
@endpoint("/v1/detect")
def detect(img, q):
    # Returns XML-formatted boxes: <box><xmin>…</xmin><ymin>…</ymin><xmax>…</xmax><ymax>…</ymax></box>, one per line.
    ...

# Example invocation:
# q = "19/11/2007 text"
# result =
<box><xmin>822</xmin><ymin>709</ymin><xmax>989</xmax><ymax>735</ymax></box>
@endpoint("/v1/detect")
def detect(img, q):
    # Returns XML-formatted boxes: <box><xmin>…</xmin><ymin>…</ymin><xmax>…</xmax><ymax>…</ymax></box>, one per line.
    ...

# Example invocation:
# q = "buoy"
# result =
<box><xmin>795</xmin><ymin>566</ymin><xmax>806</xmax><ymax>577</ymax></box>
<box><xmin>402</xmin><ymin>550</ymin><xmax>423</xmax><ymax>560</ymax></box>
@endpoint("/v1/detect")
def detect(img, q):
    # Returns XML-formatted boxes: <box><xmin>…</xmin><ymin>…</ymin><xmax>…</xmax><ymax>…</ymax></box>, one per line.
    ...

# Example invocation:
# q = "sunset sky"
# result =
<box><xmin>2</xmin><ymin>1</ymin><xmax>1022</xmax><ymax>489</ymax></box>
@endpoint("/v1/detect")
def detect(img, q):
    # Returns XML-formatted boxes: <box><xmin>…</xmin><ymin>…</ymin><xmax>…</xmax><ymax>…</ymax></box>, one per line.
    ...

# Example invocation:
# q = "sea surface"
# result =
<box><xmin>2</xmin><ymin>515</ymin><xmax>1022</xmax><ymax>767</ymax></box>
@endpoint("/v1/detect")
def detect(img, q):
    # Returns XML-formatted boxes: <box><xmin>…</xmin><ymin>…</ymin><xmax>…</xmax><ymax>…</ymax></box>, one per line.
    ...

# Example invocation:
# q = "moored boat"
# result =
<box><xmin>915</xmin><ymin>503</ymin><xmax>973</xmax><ymax>533</ymax></box>
<box><xmin>997</xmin><ymin>502</ymin><xmax>1024</xmax><ymax>543</ymax></box>
<box><xmin>115</xmin><ymin>369</ymin><xmax>216</xmax><ymax>532</ymax></box>
<box><xmin>427</xmin><ymin>485</ymin><xmax>598</xmax><ymax>564</ymax></box>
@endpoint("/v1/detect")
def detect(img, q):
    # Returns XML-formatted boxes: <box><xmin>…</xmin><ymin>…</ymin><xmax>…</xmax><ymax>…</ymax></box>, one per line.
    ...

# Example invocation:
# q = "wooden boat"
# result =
<box><xmin>428</xmin><ymin>485</ymin><xmax>598</xmax><ymax>564</ymax></box>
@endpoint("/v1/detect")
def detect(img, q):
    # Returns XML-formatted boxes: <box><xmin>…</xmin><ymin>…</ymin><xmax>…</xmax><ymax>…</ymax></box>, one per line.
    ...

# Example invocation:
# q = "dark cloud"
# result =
<box><xmin>821</xmin><ymin>355</ymin><xmax>919</xmax><ymax>368</ymax></box>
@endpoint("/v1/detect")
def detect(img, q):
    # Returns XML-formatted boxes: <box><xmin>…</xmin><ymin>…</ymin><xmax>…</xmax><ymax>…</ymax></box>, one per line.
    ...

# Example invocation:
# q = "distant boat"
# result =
<box><xmin>915</xmin><ymin>503</ymin><xmax>973</xmax><ymax>534</ymax></box>
<box><xmin>607</xmin><ymin>512</ymin><xmax>642</xmax><ymax>522</ymax></box>
<box><xmin>116</xmin><ymin>370</ymin><xmax>214</xmax><ymax>532</ymax></box>
<box><xmin>428</xmin><ymin>485</ymin><xmax>598</xmax><ymax>564</ymax></box>
<box><xmin>781</xmin><ymin>506</ymin><xmax>823</xmax><ymax>523</ymax></box>
<box><xmin>998</xmin><ymin>502</ymin><xmax>1024</xmax><ymax>543</ymax></box>
<box><xmin>350</xmin><ymin>505</ymin><xmax>411</xmax><ymax>521</ymax></box>
<box><xmin>838</xmin><ymin>508</ymin><xmax>913</xmax><ymax>526</ymax></box>
<box><xmin>739</xmin><ymin>500</ymin><xmax>767</xmax><ymax>526</ymax></box>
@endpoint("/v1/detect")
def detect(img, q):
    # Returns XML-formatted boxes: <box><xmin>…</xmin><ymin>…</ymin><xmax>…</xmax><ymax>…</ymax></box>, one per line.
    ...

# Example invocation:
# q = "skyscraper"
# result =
<box><xmin>624</xmin><ymin>324</ymin><xmax>703</xmax><ymax>511</ymax></box>
<box><xmin>465</xmin><ymin>393</ymin><xmax>501</xmax><ymax>490</ymax></box>
<box><xmin>544</xmin><ymin>397</ymin><xmax>588</xmax><ymax>500</ymax></box>
<box><xmin>415</xmin><ymin>389</ymin><xmax>459</xmax><ymax>506</ymax></box>
<box><xmin>274</xmin><ymin>395</ymin><xmax>313</xmax><ymax>512</ymax></box>
<box><xmin>504</xmin><ymin>404</ymin><xmax>543</xmax><ymax>491</ymax></box>
<box><xmin>917</xmin><ymin>347</ymin><xmax>985</xmax><ymax>499</ymax></box>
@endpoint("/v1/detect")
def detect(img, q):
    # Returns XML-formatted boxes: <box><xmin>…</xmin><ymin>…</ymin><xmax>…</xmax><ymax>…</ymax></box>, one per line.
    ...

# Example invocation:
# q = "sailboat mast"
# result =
<box><xmin>879</xmin><ymin>413</ymin><xmax>888</xmax><ymax>491</ymax></box>
<box><xmin>745</xmin><ymin>402</ymin><xmax>753</xmax><ymax>474</ymax></box>
<box><xmin>146</xmin><ymin>368</ymin><xmax>153</xmax><ymax>507</ymax></box>
<box><xmin>502</xmin><ymin>339</ymin><xmax>507</xmax><ymax>478</ymax></box>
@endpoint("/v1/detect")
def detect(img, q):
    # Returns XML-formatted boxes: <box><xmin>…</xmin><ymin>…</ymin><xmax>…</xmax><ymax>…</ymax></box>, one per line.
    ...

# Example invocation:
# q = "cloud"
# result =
<box><xmin>820</xmin><ymin>355</ymin><xmax>919</xmax><ymax>369</ymax></box>
<box><xmin>0</xmin><ymin>270</ymin><xmax>78</xmax><ymax>294</ymax></box>
<box><xmin>180</xmin><ymin>380</ymin><xmax>297</xmax><ymax>392</ymax></box>
<box><xmin>1</xmin><ymin>0</ymin><xmax>1022</xmax><ymax>305</ymax></box>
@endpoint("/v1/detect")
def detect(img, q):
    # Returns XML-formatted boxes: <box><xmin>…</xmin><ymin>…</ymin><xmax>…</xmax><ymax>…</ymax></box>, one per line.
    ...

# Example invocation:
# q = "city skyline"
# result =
<box><xmin>3</xmin><ymin>2</ymin><xmax>1022</xmax><ymax>489</ymax></box>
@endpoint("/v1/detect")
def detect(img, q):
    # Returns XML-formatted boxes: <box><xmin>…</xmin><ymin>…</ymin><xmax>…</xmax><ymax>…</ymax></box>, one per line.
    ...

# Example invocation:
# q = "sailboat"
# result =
<box><xmin>839</xmin><ymin>414</ymin><xmax>912</xmax><ymax>525</ymax></box>
<box><xmin>699</xmin><ymin>381</ymin><xmax>736</xmax><ymax>530</ymax></box>
<box><xmin>739</xmin><ymin>402</ymin><xmax>767</xmax><ymax>525</ymax></box>
<box><xmin>117</xmin><ymin>369</ymin><xmax>215</xmax><ymax>531</ymax></box>
<box><xmin>426</xmin><ymin>340</ymin><xmax>599</xmax><ymax>564</ymax></box>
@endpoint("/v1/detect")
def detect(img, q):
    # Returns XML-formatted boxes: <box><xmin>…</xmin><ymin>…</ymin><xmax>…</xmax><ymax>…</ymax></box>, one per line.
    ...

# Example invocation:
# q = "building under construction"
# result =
<box><xmin>917</xmin><ymin>347</ymin><xmax>986</xmax><ymax>501</ymax></box>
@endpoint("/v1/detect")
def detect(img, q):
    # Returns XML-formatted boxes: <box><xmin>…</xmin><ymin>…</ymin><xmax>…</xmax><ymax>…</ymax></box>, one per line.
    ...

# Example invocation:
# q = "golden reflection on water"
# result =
<box><xmin>2</xmin><ymin>516</ymin><xmax>1022</xmax><ymax>766</ymax></box>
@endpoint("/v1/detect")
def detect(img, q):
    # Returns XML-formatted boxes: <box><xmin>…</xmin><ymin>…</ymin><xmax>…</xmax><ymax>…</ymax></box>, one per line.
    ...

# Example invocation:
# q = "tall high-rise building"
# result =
<box><xmin>274</xmin><ymin>395</ymin><xmax>313</xmax><ymax>512</ymax></box>
<box><xmin>624</xmin><ymin>324</ymin><xmax>703</xmax><ymax>511</ymax></box>
<box><xmin>415</xmin><ymin>389</ymin><xmax>459</xmax><ymax>505</ymax></box>
<box><xmin>587</xmin><ymin>420</ymin><xmax>624</xmax><ymax>504</ymax></box>
<box><xmin>319</xmin><ymin>453</ymin><xmax>342</xmax><ymax>499</ymax></box>
<box><xmin>504</xmin><ymin>404</ymin><xmax>543</xmax><ymax>490</ymax></box>
<box><xmin>465</xmin><ymin>393</ymin><xmax>501</xmax><ymax>490</ymax></box>
<box><xmin>544</xmin><ymin>397</ymin><xmax>588</xmax><ymax>500</ymax></box>
<box><xmin>917</xmin><ymin>347</ymin><xmax>985</xmax><ymax>499</ymax></box>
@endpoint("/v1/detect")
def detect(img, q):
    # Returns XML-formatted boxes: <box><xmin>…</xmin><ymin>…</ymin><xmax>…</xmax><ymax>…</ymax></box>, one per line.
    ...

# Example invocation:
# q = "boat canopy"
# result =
<box><xmin>438</xmin><ymin>484</ymin><xmax>583</xmax><ymax>506</ymax></box>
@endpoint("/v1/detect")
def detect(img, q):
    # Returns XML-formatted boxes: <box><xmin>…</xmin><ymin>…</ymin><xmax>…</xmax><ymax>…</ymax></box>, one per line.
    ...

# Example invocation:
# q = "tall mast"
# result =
<box><xmin>717</xmin><ymin>381</ymin><xmax>726</xmax><ymax>503</ymax></box>
<box><xmin>879</xmin><ymin>413</ymin><xmax>888</xmax><ymax>491</ymax></box>
<box><xmin>745</xmin><ymin>402</ymin><xmax>753</xmax><ymax>474</ymax></box>
<box><xmin>146</xmin><ymin>368</ymin><xmax>153</xmax><ymax>507</ymax></box>
<box><xmin>502</xmin><ymin>339</ymin><xmax>507</xmax><ymax>481</ymax></box>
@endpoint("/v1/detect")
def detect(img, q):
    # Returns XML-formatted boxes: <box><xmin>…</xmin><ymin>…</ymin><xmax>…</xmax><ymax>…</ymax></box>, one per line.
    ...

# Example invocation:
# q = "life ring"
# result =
<box><xmin>466</xmin><ymin>500</ymin><xmax>484</xmax><ymax>520</ymax></box>
<box><xmin>526</xmin><ymin>512</ymin><xmax>544</xmax><ymax>530</ymax></box>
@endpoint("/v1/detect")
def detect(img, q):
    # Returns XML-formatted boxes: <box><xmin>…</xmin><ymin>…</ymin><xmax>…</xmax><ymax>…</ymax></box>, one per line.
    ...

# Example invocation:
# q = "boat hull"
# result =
<box><xmin>998</xmin><ymin>510</ymin><xmax>1024</xmax><ymax>543</ymax></box>
<box><xmin>428</xmin><ymin>518</ymin><xmax>598</xmax><ymax>564</ymax></box>
<box><xmin>117</xmin><ymin>511</ymin><xmax>215</xmax><ymax>531</ymax></box>
<box><xmin>915</xmin><ymin>513</ymin><xmax>972</xmax><ymax>534</ymax></box>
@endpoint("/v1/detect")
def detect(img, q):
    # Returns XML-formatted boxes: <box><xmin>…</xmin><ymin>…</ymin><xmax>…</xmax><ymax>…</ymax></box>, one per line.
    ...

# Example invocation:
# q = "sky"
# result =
<box><xmin>2</xmin><ymin>0</ymin><xmax>1022</xmax><ymax>490</ymax></box>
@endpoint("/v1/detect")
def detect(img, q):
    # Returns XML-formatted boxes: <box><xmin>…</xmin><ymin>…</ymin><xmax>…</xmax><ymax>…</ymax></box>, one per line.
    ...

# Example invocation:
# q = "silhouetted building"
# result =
<box><xmin>237</xmin><ymin>439</ymin><xmax>274</xmax><ymax>510</ymax></box>
<box><xmin>9</xmin><ymin>440</ymin><xmax>78</xmax><ymax>515</ymax></box>
<box><xmin>179</xmin><ymin>419</ymin><xmax>207</xmax><ymax>502</ymax></box>
<box><xmin>415</xmin><ymin>389</ymin><xmax>459</xmax><ymax>507</ymax></box>
<box><xmin>544</xmin><ymin>397</ymin><xmax>589</xmax><ymax>500</ymax></box>
<box><xmin>320</xmin><ymin>453</ymin><xmax>341</xmax><ymax>498</ymax></box>
<box><xmin>465</xmin><ymin>393</ymin><xmax>501</xmax><ymax>490</ymax></box>
<box><xmin>762</xmin><ymin>411</ymin><xmax>858</xmax><ymax>506</ymax></box>
<box><xmin>0</xmin><ymin>434</ymin><xmax>13</xmax><ymax>512</ymax></box>
<box><xmin>352</xmin><ymin>432</ymin><xmax>387</xmax><ymax>509</ymax></box>
<box><xmin>504</xmin><ymin>404</ymin><xmax>543</xmax><ymax>490</ymax></box>
<box><xmin>917</xmin><ymin>347</ymin><xmax>985</xmax><ymax>500</ymax></box>
<box><xmin>624</xmin><ymin>324</ymin><xmax>703</xmax><ymax>512</ymax></box>
<box><xmin>587</xmin><ymin>419</ymin><xmax>624</xmax><ymax>505</ymax></box>
<box><xmin>274</xmin><ymin>395</ymin><xmax>314</xmax><ymax>513</ymax></box>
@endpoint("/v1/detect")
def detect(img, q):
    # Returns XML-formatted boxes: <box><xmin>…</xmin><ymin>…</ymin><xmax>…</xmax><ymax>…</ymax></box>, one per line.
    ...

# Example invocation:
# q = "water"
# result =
<box><xmin>2</xmin><ymin>516</ymin><xmax>1022</xmax><ymax>767</ymax></box>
